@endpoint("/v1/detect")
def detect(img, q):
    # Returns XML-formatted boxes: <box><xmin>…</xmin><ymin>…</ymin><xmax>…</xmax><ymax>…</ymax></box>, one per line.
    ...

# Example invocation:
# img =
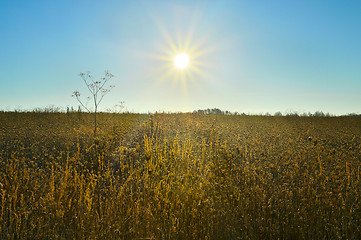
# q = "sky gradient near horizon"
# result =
<box><xmin>1</xmin><ymin>0</ymin><xmax>360</xmax><ymax>115</ymax></box>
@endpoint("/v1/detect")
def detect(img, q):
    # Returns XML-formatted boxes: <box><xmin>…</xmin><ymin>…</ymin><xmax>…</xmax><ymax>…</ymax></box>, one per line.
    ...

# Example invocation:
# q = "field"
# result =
<box><xmin>0</xmin><ymin>112</ymin><xmax>360</xmax><ymax>239</ymax></box>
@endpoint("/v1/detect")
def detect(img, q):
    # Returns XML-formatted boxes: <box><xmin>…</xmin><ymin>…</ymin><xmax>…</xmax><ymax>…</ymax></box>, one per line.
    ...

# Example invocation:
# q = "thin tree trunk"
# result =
<box><xmin>94</xmin><ymin>97</ymin><xmax>97</xmax><ymax>138</ymax></box>
<box><xmin>94</xmin><ymin>109</ymin><xmax>97</xmax><ymax>138</ymax></box>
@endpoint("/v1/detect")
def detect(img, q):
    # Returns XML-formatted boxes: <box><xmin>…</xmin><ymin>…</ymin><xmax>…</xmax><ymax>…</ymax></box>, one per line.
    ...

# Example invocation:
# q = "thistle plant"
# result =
<box><xmin>73</xmin><ymin>70</ymin><xmax>115</xmax><ymax>138</ymax></box>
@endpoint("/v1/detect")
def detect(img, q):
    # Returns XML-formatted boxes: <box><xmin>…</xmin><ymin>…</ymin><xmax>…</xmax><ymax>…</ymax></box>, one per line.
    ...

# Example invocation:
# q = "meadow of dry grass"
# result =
<box><xmin>0</xmin><ymin>112</ymin><xmax>360</xmax><ymax>239</ymax></box>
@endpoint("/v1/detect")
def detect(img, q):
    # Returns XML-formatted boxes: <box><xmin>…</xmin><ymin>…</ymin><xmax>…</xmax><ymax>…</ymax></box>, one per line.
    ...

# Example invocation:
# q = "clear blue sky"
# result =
<box><xmin>1</xmin><ymin>0</ymin><xmax>360</xmax><ymax>115</ymax></box>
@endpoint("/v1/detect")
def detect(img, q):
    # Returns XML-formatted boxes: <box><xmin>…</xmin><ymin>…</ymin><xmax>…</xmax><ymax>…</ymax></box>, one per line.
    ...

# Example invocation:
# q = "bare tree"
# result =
<box><xmin>72</xmin><ymin>70</ymin><xmax>115</xmax><ymax>138</ymax></box>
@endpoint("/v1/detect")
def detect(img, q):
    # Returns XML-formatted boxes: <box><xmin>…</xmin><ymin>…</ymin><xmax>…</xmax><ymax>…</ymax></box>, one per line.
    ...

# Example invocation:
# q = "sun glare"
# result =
<box><xmin>174</xmin><ymin>53</ymin><xmax>190</xmax><ymax>69</ymax></box>
<box><xmin>148</xmin><ymin>22</ymin><xmax>211</xmax><ymax>95</ymax></box>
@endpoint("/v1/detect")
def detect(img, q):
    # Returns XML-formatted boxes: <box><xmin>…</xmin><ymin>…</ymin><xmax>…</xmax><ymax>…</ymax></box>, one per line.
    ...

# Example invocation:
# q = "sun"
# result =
<box><xmin>148</xmin><ymin>23</ymin><xmax>211</xmax><ymax>94</ymax></box>
<box><xmin>174</xmin><ymin>53</ymin><xmax>190</xmax><ymax>69</ymax></box>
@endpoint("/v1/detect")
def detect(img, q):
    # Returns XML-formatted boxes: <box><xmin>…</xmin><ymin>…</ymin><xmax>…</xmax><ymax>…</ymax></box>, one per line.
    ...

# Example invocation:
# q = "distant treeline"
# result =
<box><xmin>192</xmin><ymin>108</ymin><xmax>361</xmax><ymax>117</ymax></box>
<box><xmin>1</xmin><ymin>106</ymin><xmax>360</xmax><ymax>117</ymax></box>
<box><xmin>193</xmin><ymin>108</ymin><xmax>234</xmax><ymax>115</ymax></box>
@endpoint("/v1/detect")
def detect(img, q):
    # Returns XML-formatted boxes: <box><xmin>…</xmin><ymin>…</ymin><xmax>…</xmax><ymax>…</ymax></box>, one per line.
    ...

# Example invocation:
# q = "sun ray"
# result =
<box><xmin>146</xmin><ymin>17</ymin><xmax>213</xmax><ymax>96</ymax></box>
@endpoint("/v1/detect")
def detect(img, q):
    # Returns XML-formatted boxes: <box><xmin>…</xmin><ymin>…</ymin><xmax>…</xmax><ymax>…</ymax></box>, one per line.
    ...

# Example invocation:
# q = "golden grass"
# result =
<box><xmin>0</xmin><ymin>112</ymin><xmax>360</xmax><ymax>239</ymax></box>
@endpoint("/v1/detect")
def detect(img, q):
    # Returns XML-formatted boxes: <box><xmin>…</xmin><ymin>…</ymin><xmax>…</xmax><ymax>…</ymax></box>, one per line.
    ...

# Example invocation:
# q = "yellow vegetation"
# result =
<box><xmin>0</xmin><ymin>112</ymin><xmax>360</xmax><ymax>239</ymax></box>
